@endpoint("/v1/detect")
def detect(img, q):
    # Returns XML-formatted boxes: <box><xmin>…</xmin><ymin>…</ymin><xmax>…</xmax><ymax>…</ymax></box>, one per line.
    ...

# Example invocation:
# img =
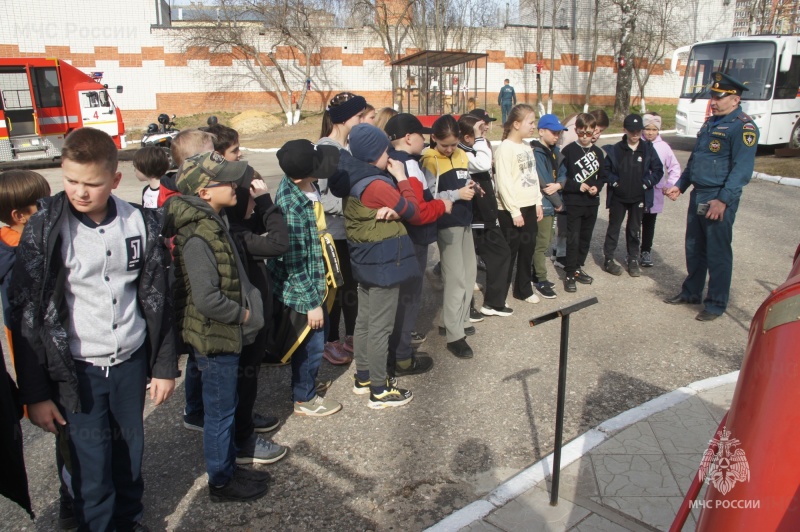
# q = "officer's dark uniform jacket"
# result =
<box><xmin>676</xmin><ymin>106</ymin><xmax>758</xmax><ymax>205</ymax></box>
<box><xmin>10</xmin><ymin>193</ymin><xmax>178</xmax><ymax>412</ymax></box>
<box><xmin>603</xmin><ymin>137</ymin><xmax>664</xmax><ymax>210</ymax></box>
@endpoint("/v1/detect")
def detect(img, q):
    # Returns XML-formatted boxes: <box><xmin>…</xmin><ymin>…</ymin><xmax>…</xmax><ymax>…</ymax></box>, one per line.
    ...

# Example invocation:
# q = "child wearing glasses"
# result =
<box><xmin>558</xmin><ymin>113</ymin><xmax>606</xmax><ymax>293</ymax></box>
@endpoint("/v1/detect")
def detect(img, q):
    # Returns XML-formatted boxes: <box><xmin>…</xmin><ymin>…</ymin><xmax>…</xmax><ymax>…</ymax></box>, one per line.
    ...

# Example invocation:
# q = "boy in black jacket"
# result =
<box><xmin>11</xmin><ymin>128</ymin><xmax>178</xmax><ymax>529</ymax></box>
<box><xmin>601</xmin><ymin>114</ymin><xmax>664</xmax><ymax>277</ymax></box>
<box><xmin>558</xmin><ymin>113</ymin><xmax>606</xmax><ymax>293</ymax></box>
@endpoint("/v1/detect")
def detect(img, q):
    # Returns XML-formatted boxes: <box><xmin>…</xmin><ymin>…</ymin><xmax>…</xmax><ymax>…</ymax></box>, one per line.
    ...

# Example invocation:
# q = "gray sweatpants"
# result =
<box><xmin>354</xmin><ymin>284</ymin><xmax>400</xmax><ymax>388</ymax></box>
<box><xmin>437</xmin><ymin>226</ymin><xmax>477</xmax><ymax>343</ymax></box>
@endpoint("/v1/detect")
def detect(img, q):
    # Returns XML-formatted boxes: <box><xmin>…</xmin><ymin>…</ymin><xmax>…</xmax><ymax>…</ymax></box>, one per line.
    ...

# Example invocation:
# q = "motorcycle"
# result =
<box><xmin>141</xmin><ymin>113</ymin><xmax>179</xmax><ymax>166</ymax></box>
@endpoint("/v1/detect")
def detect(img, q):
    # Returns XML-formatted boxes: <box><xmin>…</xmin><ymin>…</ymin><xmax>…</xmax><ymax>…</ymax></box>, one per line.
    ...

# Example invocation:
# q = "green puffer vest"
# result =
<box><xmin>343</xmin><ymin>195</ymin><xmax>418</xmax><ymax>287</ymax></box>
<box><xmin>170</xmin><ymin>197</ymin><xmax>243</xmax><ymax>354</ymax></box>
<box><xmin>343</xmin><ymin>196</ymin><xmax>408</xmax><ymax>243</ymax></box>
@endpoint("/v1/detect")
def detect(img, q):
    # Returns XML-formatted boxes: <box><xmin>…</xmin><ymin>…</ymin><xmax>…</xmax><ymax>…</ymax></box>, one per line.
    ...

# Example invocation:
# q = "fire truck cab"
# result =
<box><xmin>0</xmin><ymin>58</ymin><xmax>126</xmax><ymax>163</ymax></box>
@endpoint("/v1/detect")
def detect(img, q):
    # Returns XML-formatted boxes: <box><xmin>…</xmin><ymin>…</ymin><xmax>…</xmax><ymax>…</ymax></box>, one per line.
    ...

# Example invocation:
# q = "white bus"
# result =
<box><xmin>674</xmin><ymin>35</ymin><xmax>800</xmax><ymax>148</ymax></box>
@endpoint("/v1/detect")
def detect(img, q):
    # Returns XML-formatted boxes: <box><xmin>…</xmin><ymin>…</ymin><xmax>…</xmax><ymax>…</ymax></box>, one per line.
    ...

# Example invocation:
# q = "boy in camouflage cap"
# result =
<box><xmin>163</xmin><ymin>152</ymin><xmax>275</xmax><ymax>502</ymax></box>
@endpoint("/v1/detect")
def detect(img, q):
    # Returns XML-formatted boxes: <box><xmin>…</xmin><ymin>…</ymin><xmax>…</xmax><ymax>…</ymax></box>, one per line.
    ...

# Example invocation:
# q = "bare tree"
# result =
<box><xmin>175</xmin><ymin>0</ymin><xmax>332</xmax><ymax>123</ymax></box>
<box><xmin>630</xmin><ymin>0</ymin><xmax>686</xmax><ymax>113</ymax></box>
<box><xmin>609</xmin><ymin>0</ymin><xmax>639</xmax><ymax>120</ymax></box>
<box><xmin>528</xmin><ymin>0</ymin><xmax>546</xmax><ymax>105</ymax></box>
<box><xmin>546</xmin><ymin>0</ymin><xmax>566</xmax><ymax>113</ymax></box>
<box><xmin>352</xmin><ymin>0</ymin><xmax>416</xmax><ymax>111</ymax></box>
<box><xmin>747</xmin><ymin>0</ymin><xmax>773</xmax><ymax>34</ymax></box>
<box><xmin>583</xmin><ymin>0</ymin><xmax>604</xmax><ymax>110</ymax></box>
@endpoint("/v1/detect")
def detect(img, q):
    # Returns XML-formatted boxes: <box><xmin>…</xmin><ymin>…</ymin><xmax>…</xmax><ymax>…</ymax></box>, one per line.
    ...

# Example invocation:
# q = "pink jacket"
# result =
<box><xmin>649</xmin><ymin>135</ymin><xmax>681</xmax><ymax>214</ymax></box>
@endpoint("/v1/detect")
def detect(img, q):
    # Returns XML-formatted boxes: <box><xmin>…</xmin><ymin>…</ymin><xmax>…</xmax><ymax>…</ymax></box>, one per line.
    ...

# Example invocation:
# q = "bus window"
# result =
<box><xmin>31</xmin><ymin>67</ymin><xmax>62</xmax><ymax>108</ymax></box>
<box><xmin>680</xmin><ymin>44</ymin><xmax>725</xmax><ymax>98</ymax></box>
<box><xmin>774</xmin><ymin>55</ymin><xmax>800</xmax><ymax>100</ymax></box>
<box><xmin>725</xmin><ymin>42</ymin><xmax>775</xmax><ymax>100</ymax></box>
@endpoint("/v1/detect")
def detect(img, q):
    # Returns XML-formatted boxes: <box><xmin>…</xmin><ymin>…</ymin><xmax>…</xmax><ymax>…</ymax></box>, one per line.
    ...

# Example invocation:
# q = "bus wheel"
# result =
<box><xmin>791</xmin><ymin>119</ymin><xmax>800</xmax><ymax>149</ymax></box>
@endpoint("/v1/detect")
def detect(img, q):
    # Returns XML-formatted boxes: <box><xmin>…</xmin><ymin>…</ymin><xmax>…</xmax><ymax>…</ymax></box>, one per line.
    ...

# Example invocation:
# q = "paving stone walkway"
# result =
<box><xmin>430</xmin><ymin>376</ymin><xmax>736</xmax><ymax>532</ymax></box>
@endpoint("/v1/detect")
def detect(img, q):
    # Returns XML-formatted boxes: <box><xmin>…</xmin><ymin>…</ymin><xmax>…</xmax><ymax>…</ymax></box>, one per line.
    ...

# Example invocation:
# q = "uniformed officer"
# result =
<box><xmin>664</xmin><ymin>72</ymin><xmax>758</xmax><ymax>321</ymax></box>
<box><xmin>498</xmin><ymin>79</ymin><xmax>517</xmax><ymax>125</ymax></box>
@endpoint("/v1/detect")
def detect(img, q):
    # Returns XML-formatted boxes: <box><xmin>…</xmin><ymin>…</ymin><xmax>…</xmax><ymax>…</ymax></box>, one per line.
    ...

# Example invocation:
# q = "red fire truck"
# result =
<box><xmin>0</xmin><ymin>58</ymin><xmax>126</xmax><ymax>163</ymax></box>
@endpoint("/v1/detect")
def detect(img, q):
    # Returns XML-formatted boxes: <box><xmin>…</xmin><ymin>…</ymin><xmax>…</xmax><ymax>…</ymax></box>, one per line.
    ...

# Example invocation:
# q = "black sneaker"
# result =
<box><xmin>469</xmin><ymin>307</ymin><xmax>485</xmax><ymax>322</ymax></box>
<box><xmin>368</xmin><ymin>385</ymin><xmax>414</xmax><ymax>409</ymax></box>
<box><xmin>253</xmin><ymin>413</ymin><xmax>280</xmax><ymax>433</ymax></box>
<box><xmin>575</xmin><ymin>269</ymin><xmax>593</xmax><ymax>285</ymax></box>
<box><xmin>477</xmin><ymin>255</ymin><xmax>487</xmax><ymax>271</ymax></box>
<box><xmin>439</xmin><ymin>326</ymin><xmax>476</xmax><ymax>336</ymax></box>
<box><xmin>183</xmin><ymin>410</ymin><xmax>204</xmax><ymax>432</ymax></box>
<box><xmin>393</xmin><ymin>354</ymin><xmax>434</xmax><ymax>377</ymax></box>
<box><xmin>234</xmin><ymin>465</ymin><xmax>271</xmax><ymax>483</ymax></box>
<box><xmin>628</xmin><ymin>259</ymin><xmax>641</xmax><ymax>277</ymax></box>
<box><xmin>564</xmin><ymin>273</ymin><xmax>577</xmax><ymax>293</ymax></box>
<box><xmin>640</xmin><ymin>251</ymin><xmax>654</xmax><ymax>267</ymax></box>
<box><xmin>209</xmin><ymin>469</ymin><xmax>268</xmax><ymax>503</ymax></box>
<box><xmin>58</xmin><ymin>495</ymin><xmax>78</xmax><ymax>530</ymax></box>
<box><xmin>604</xmin><ymin>258</ymin><xmax>623</xmax><ymax>276</ymax></box>
<box><xmin>536</xmin><ymin>283</ymin><xmax>557</xmax><ymax>299</ymax></box>
<box><xmin>446</xmin><ymin>338</ymin><xmax>474</xmax><ymax>359</ymax></box>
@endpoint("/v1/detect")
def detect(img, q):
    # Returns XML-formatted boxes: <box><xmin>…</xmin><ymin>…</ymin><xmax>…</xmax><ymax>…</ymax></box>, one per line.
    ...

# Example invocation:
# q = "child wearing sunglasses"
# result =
<box><xmin>558</xmin><ymin>113</ymin><xmax>606</xmax><ymax>293</ymax></box>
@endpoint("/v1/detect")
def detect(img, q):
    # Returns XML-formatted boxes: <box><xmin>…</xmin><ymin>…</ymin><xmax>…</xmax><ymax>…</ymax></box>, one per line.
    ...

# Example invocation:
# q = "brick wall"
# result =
<box><xmin>1</xmin><ymin>0</ymin><xmax>709</xmax><ymax>130</ymax></box>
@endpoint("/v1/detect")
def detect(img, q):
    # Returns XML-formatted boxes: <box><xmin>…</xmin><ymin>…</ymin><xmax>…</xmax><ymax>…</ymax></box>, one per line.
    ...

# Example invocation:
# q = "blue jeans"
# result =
<box><xmin>60</xmin><ymin>345</ymin><xmax>146</xmax><ymax>531</ymax></box>
<box><xmin>193</xmin><ymin>349</ymin><xmax>239</xmax><ymax>486</ymax></box>
<box><xmin>291</xmin><ymin>306</ymin><xmax>328</xmax><ymax>402</ymax></box>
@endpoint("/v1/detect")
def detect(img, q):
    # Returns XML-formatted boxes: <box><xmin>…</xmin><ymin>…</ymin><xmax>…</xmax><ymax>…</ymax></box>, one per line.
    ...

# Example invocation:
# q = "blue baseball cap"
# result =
<box><xmin>537</xmin><ymin>114</ymin><xmax>568</xmax><ymax>132</ymax></box>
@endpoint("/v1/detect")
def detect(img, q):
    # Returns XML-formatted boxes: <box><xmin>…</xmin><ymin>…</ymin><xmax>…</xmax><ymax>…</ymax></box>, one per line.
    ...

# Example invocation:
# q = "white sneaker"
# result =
<box><xmin>524</xmin><ymin>293</ymin><xmax>540</xmax><ymax>304</ymax></box>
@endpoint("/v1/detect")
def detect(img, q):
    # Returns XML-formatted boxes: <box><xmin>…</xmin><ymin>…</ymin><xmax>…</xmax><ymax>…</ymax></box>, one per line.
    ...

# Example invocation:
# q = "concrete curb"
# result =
<box><xmin>241</xmin><ymin>147</ymin><xmax>279</xmax><ymax>154</ymax></box>
<box><xmin>426</xmin><ymin>371</ymin><xmax>740</xmax><ymax>532</ymax></box>
<box><xmin>752</xmin><ymin>172</ymin><xmax>800</xmax><ymax>187</ymax></box>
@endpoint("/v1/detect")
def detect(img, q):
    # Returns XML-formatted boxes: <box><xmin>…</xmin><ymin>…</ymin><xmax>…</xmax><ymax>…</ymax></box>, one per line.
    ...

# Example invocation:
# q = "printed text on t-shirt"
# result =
<box><xmin>573</xmin><ymin>151</ymin><xmax>600</xmax><ymax>184</ymax></box>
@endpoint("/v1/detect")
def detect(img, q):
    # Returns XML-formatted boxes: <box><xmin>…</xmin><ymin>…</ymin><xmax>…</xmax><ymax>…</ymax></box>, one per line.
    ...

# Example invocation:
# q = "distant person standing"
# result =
<box><xmin>498</xmin><ymin>79</ymin><xmax>517</xmax><ymax>125</ymax></box>
<box><xmin>664</xmin><ymin>72</ymin><xmax>758</xmax><ymax>322</ymax></box>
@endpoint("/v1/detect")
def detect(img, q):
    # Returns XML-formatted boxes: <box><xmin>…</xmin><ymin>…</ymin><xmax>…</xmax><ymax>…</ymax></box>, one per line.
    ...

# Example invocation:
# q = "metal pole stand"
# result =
<box><xmin>529</xmin><ymin>296</ymin><xmax>598</xmax><ymax>506</ymax></box>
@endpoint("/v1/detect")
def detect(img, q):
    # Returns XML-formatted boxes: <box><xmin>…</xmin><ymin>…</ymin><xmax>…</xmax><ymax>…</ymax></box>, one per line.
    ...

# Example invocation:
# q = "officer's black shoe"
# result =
<box><xmin>604</xmin><ymin>258</ymin><xmax>623</xmax><ymax>276</ymax></box>
<box><xmin>664</xmin><ymin>294</ymin><xmax>695</xmax><ymax>305</ymax></box>
<box><xmin>695</xmin><ymin>310</ymin><xmax>721</xmax><ymax>322</ymax></box>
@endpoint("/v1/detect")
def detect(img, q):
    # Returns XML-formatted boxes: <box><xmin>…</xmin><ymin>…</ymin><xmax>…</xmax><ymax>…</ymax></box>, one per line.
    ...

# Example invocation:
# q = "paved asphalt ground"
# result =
<box><xmin>2</xmin><ymin>135</ymin><xmax>799</xmax><ymax>531</ymax></box>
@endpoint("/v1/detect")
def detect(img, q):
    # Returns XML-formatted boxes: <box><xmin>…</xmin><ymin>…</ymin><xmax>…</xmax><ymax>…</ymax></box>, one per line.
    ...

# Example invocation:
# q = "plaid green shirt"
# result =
<box><xmin>267</xmin><ymin>176</ymin><xmax>326</xmax><ymax>313</ymax></box>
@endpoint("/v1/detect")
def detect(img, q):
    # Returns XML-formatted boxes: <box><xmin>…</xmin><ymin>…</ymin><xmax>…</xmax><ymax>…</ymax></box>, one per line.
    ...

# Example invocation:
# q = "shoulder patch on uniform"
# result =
<box><xmin>742</xmin><ymin>123</ymin><xmax>756</xmax><ymax>131</ymax></box>
<box><xmin>743</xmin><ymin>131</ymin><xmax>757</xmax><ymax>147</ymax></box>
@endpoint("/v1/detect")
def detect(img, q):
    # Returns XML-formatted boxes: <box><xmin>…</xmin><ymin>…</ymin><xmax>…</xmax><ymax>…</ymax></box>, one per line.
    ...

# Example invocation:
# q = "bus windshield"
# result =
<box><xmin>680</xmin><ymin>41</ymin><xmax>776</xmax><ymax>101</ymax></box>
